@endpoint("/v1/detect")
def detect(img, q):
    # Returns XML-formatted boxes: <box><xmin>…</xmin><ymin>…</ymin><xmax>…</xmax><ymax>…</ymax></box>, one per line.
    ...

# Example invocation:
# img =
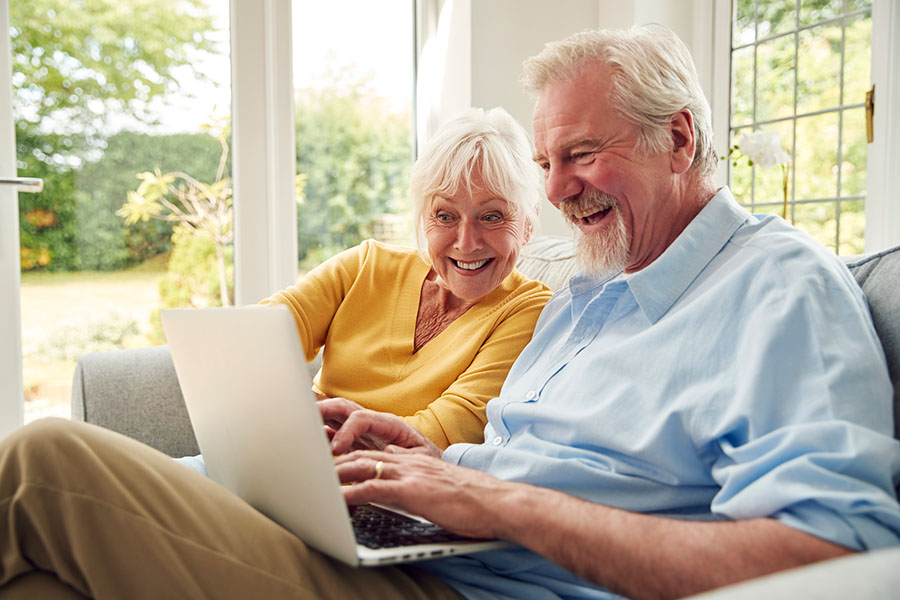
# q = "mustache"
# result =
<box><xmin>559</xmin><ymin>189</ymin><xmax>619</xmax><ymax>220</ymax></box>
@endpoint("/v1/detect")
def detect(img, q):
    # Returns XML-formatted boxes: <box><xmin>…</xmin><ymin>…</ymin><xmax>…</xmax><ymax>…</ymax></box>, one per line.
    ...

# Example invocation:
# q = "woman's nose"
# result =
<box><xmin>454</xmin><ymin>219</ymin><xmax>483</xmax><ymax>251</ymax></box>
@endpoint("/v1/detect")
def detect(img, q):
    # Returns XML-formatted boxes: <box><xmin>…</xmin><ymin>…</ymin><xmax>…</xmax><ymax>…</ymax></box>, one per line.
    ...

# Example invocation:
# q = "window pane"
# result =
<box><xmin>292</xmin><ymin>0</ymin><xmax>414</xmax><ymax>273</ymax></box>
<box><xmin>759</xmin><ymin>0</ymin><xmax>797</xmax><ymax>38</ymax></box>
<box><xmin>731</xmin><ymin>46</ymin><xmax>756</xmax><ymax>126</ymax></box>
<box><xmin>795</xmin><ymin>200</ymin><xmax>838</xmax><ymax>252</ymax></box>
<box><xmin>756</xmin><ymin>35</ymin><xmax>795</xmax><ymax>122</ymax></box>
<box><xmin>733</xmin><ymin>0</ymin><xmax>757</xmax><ymax>46</ymax></box>
<box><xmin>844</xmin><ymin>12</ymin><xmax>872</xmax><ymax>104</ymax></box>
<box><xmin>839</xmin><ymin>199</ymin><xmax>866</xmax><ymax>255</ymax></box>
<box><xmin>797</xmin><ymin>23</ymin><xmax>842</xmax><ymax>114</ymax></box>
<box><xmin>799</xmin><ymin>0</ymin><xmax>843</xmax><ymax>27</ymax></box>
<box><xmin>795</xmin><ymin>113</ymin><xmax>839</xmax><ymax>199</ymax></box>
<box><xmin>14</xmin><ymin>0</ymin><xmax>231</xmax><ymax>421</ymax></box>
<box><xmin>728</xmin><ymin>0</ymin><xmax>872</xmax><ymax>254</ymax></box>
<box><xmin>728</xmin><ymin>129</ymin><xmax>754</xmax><ymax>206</ymax></box>
<box><xmin>841</xmin><ymin>107</ymin><xmax>867</xmax><ymax>196</ymax></box>
<box><xmin>758</xmin><ymin>121</ymin><xmax>793</xmax><ymax>215</ymax></box>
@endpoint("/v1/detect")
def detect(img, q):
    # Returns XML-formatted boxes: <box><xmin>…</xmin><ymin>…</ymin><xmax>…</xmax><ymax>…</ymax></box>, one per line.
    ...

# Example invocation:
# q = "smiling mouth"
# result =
<box><xmin>453</xmin><ymin>258</ymin><xmax>492</xmax><ymax>271</ymax></box>
<box><xmin>563</xmin><ymin>192</ymin><xmax>618</xmax><ymax>227</ymax></box>
<box><xmin>576</xmin><ymin>207</ymin><xmax>611</xmax><ymax>225</ymax></box>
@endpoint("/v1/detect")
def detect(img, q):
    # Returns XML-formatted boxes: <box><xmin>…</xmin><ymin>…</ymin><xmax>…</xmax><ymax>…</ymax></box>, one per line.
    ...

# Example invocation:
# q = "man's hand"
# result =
<box><xmin>334</xmin><ymin>450</ymin><xmax>519</xmax><ymax>540</ymax></box>
<box><xmin>318</xmin><ymin>397</ymin><xmax>442</xmax><ymax>457</ymax></box>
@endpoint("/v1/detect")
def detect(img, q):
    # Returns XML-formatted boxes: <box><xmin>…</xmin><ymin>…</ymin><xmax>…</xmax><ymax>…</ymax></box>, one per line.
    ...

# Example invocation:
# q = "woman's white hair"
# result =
<box><xmin>521</xmin><ymin>24</ymin><xmax>718</xmax><ymax>177</ymax></box>
<box><xmin>410</xmin><ymin>107</ymin><xmax>543</xmax><ymax>248</ymax></box>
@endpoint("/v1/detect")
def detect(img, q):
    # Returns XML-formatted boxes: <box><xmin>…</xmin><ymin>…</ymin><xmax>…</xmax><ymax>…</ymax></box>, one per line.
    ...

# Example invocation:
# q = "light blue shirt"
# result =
<box><xmin>420</xmin><ymin>188</ymin><xmax>900</xmax><ymax>600</ymax></box>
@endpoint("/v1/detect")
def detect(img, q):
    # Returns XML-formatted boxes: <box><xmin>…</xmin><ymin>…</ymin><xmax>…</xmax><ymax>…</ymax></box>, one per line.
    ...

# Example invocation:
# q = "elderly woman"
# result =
<box><xmin>172</xmin><ymin>106</ymin><xmax>549</xmax><ymax>479</ymax></box>
<box><xmin>260</xmin><ymin>107</ymin><xmax>550</xmax><ymax>449</ymax></box>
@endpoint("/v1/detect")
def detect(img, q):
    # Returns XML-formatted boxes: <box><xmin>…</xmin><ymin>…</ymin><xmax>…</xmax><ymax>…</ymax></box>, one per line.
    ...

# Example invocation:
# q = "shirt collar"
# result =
<box><xmin>627</xmin><ymin>187</ymin><xmax>750</xmax><ymax>323</ymax></box>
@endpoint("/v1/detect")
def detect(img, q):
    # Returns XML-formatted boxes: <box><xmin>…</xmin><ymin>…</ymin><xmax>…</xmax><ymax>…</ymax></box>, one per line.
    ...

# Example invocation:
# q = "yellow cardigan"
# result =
<box><xmin>261</xmin><ymin>240</ymin><xmax>551</xmax><ymax>449</ymax></box>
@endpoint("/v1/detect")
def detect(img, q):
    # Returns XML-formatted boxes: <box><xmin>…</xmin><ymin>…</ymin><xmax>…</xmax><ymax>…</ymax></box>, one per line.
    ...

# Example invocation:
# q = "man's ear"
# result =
<box><xmin>669</xmin><ymin>109</ymin><xmax>696</xmax><ymax>174</ymax></box>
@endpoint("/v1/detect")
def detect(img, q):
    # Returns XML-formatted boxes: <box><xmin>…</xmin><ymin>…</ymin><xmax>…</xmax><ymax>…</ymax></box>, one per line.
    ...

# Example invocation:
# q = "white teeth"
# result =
<box><xmin>456</xmin><ymin>259</ymin><xmax>489</xmax><ymax>270</ymax></box>
<box><xmin>568</xmin><ymin>203</ymin><xmax>611</xmax><ymax>219</ymax></box>
<box><xmin>562</xmin><ymin>195</ymin><xmax>617</xmax><ymax>220</ymax></box>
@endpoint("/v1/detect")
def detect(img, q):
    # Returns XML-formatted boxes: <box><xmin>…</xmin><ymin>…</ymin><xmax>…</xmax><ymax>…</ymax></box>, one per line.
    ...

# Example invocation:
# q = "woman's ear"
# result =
<box><xmin>669</xmin><ymin>109</ymin><xmax>696</xmax><ymax>174</ymax></box>
<box><xmin>524</xmin><ymin>219</ymin><xmax>533</xmax><ymax>243</ymax></box>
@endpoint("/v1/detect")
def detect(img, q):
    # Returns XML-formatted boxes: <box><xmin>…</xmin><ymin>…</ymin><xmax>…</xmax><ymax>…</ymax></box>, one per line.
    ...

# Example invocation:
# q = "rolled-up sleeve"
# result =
<box><xmin>708</xmin><ymin>264</ymin><xmax>900</xmax><ymax>550</ymax></box>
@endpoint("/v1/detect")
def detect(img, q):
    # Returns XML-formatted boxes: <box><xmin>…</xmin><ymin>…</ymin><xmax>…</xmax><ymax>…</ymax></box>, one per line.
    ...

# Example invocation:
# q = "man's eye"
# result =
<box><xmin>571</xmin><ymin>152</ymin><xmax>594</xmax><ymax>164</ymax></box>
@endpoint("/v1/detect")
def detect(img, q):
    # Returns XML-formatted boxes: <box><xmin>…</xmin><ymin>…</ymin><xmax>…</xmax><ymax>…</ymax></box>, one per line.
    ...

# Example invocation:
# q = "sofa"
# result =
<box><xmin>70</xmin><ymin>235</ymin><xmax>900</xmax><ymax>598</ymax></box>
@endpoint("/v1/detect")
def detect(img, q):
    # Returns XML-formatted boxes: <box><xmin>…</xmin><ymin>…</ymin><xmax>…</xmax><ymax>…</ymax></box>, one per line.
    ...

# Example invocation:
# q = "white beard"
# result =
<box><xmin>573</xmin><ymin>206</ymin><xmax>628</xmax><ymax>278</ymax></box>
<box><xmin>560</xmin><ymin>191</ymin><xmax>629</xmax><ymax>278</ymax></box>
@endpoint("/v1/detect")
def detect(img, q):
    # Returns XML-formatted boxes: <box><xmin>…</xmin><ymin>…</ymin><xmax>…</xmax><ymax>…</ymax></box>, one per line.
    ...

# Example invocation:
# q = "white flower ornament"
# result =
<box><xmin>736</xmin><ymin>131</ymin><xmax>791</xmax><ymax>169</ymax></box>
<box><xmin>728</xmin><ymin>130</ymin><xmax>791</xmax><ymax>219</ymax></box>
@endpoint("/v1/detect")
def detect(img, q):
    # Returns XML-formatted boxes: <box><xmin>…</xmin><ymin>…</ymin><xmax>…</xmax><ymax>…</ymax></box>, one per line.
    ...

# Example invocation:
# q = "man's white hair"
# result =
<box><xmin>521</xmin><ymin>24</ymin><xmax>717</xmax><ymax>177</ymax></box>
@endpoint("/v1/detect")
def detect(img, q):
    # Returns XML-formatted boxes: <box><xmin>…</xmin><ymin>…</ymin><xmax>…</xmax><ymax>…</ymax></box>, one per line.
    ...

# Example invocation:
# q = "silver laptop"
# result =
<box><xmin>160</xmin><ymin>305</ymin><xmax>508</xmax><ymax>567</ymax></box>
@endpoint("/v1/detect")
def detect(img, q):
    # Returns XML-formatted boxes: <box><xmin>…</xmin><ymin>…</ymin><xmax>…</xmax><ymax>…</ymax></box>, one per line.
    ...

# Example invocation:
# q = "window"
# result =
<box><xmin>292</xmin><ymin>0</ymin><xmax>415</xmax><ymax>273</ymax></box>
<box><xmin>12</xmin><ymin>0</ymin><xmax>231</xmax><ymax>421</ymax></box>
<box><xmin>728</xmin><ymin>0</ymin><xmax>872</xmax><ymax>254</ymax></box>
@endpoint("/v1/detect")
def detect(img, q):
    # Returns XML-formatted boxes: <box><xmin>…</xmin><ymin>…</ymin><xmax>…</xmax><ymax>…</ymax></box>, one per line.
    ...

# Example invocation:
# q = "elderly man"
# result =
<box><xmin>1</xmin><ymin>24</ymin><xmax>898</xmax><ymax>600</ymax></box>
<box><xmin>327</xmin><ymin>23</ymin><xmax>900</xmax><ymax>599</ymax></box>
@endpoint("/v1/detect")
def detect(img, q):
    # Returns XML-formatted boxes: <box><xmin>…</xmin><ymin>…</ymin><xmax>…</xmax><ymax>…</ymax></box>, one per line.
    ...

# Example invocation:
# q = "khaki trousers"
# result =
<box><xmin>0</xmin><ymin>418</ymin><xmax>463</xmax><ymax>600</ymax></box>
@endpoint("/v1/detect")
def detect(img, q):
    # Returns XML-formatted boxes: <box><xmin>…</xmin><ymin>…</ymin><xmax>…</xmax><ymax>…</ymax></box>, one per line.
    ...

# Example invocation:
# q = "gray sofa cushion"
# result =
<box><xmin>843</xmin><ymin>245</ymin><xmax>900</xmax><ymax>443</ymax></box>
<box><xmin>72</xmin><ymin>345</ymin><xmax>199</xmax><ymax>457</ymax></box>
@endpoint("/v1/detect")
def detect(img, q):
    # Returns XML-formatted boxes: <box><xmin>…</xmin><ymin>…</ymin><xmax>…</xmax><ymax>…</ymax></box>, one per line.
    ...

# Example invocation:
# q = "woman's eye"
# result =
<box><xmin>435</xmin><ymin>212</ymin><xmax>454</xmax><ymax>223</ymax></box>
<box><xmin>482</xmin><ymin>213</ymin><xmax>502</xmax><ymax>223</ymax></box>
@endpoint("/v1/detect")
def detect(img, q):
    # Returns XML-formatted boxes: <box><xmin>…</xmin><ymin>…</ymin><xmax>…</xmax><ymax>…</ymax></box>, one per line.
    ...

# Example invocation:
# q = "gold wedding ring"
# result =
<box><xmin>373</xmin><ymin>460</ymin><xmax>384</xmax><ymax>480</ymax></box>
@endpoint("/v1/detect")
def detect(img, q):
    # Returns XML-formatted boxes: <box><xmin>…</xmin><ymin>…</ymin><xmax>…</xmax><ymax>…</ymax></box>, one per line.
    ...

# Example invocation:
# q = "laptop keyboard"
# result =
<box><xmin>350</xmin><ymin>504</ymin><xmax>472</xmax><ymax>549</ymax></box>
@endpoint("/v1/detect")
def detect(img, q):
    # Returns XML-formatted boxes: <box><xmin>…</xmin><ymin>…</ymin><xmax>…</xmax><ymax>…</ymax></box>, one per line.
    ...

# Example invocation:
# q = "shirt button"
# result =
<box><xmin>492</xmin><ymin>436</ymin><xmax>503</xmax><ymax>445</ymax></box>
<box><xmin>525</xmin><ymin>390</ymin><xmax>537</xmax><ymax>400</ymax></box>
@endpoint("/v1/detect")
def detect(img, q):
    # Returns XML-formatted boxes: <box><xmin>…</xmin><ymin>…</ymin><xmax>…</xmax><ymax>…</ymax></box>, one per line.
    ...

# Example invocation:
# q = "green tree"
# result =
<box><xmin>294</xmin><ymin>68</ymin><xmax>413</xmax><ymax>269</ymax></box>
<box><xmin>118</xmin><ymin>120</ymin><xmax>233</xmax><ymax>306</ymax></box>
<box><xmin>78</xmin><ymin>130</ymin><xmax>226</xmax><ymax>270</ymax></box>
<box><xmin>12</xmin><ymin>0</ymin><xmax>222</xmax><ymax>271</ymax></box>
<box><xmin>11</xmin><ymin>0</ymin><xmax>217</xmax><ymax>163</ymax></box>
<box><xmin>18</xmin><ymin>130</ymin><xmax>225</xmax><ymax>272</ymax></box>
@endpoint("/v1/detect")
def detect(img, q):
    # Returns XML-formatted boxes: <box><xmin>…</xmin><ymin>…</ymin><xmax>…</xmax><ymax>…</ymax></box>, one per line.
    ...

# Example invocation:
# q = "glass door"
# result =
<box><xmin>4</xmin><ymin>0</ymin><xmax>232</xmax><ymax>430</ymax></box>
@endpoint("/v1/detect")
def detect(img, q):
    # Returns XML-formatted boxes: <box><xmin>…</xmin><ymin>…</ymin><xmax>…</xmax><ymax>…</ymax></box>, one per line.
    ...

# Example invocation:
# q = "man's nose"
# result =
<box><xmin>544</xmin><ymin>164</ymin><xmax>583</xmax><ymax>208</ymax></box>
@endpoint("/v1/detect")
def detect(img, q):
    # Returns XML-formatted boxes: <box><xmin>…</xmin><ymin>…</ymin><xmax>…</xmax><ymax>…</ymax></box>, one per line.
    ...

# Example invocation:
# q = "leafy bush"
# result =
<box><xmin>145</xmin><ymin>225</ymin><xmax>234</xmax><ymax>344</ymax></box>
<box><xmin>35</xmin><ymin>314</ymin><xmax>140</xmax><ymax>361</ymax></box>
<box><xmin>17</xmin><ymin>130</ymin><xmax>225</xmax><ymax>272</ymax></box>
<box><xmin>294</xmin><ymin>73</ymin><xmax>412</xmax><ymax>269</ymax></box>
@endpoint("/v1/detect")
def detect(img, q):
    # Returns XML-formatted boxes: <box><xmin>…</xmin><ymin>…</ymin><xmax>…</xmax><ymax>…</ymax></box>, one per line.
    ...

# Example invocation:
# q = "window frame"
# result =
<box><xmin>230</xmin><ymin>0</ymin><xmax>298</xmax><ymax>306</ymax></box>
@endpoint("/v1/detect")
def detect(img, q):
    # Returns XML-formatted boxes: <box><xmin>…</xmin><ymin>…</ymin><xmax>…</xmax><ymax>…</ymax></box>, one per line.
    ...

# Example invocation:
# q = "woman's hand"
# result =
<box><xmin>318</xmin><ymin>397</ymin><xmax>442</xmax><ymax>457</ymax></box>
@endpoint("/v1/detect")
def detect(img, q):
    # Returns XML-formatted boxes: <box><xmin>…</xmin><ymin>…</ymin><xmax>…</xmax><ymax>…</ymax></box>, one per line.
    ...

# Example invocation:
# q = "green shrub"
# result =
<box><xmin>35</xmin><ymin>313</ymin><xmax>140</xmax><ymax>361</ymax></box>
<box><xmin>146</xmin><ymin>226</ymin><xmax>234</xmax><ymax>343</ymax></box>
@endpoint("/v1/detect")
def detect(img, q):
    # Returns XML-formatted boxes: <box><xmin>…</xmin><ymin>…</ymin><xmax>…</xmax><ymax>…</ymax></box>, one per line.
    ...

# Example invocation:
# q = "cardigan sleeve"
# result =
<box><xmin>259</xmin><ymin>242</ymin><xmax>370</xmax><ymax>362</ymax></box>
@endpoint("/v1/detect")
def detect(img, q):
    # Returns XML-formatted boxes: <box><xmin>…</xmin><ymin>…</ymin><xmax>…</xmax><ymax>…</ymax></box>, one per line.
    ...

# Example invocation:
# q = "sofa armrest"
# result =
<box><xmin>71</xmin><ymin>343</ymin><xmax>324</xmax><ymax>457</ymax></box>
<box><xmin>679</xmin><ymin>546</ymin><xmax>900</xmax><ymax>599</ymax></box>
<box><xmin>71</xmin><ymin>345</ymin><xmax>199</xmax><ymax>457</ymax></box>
